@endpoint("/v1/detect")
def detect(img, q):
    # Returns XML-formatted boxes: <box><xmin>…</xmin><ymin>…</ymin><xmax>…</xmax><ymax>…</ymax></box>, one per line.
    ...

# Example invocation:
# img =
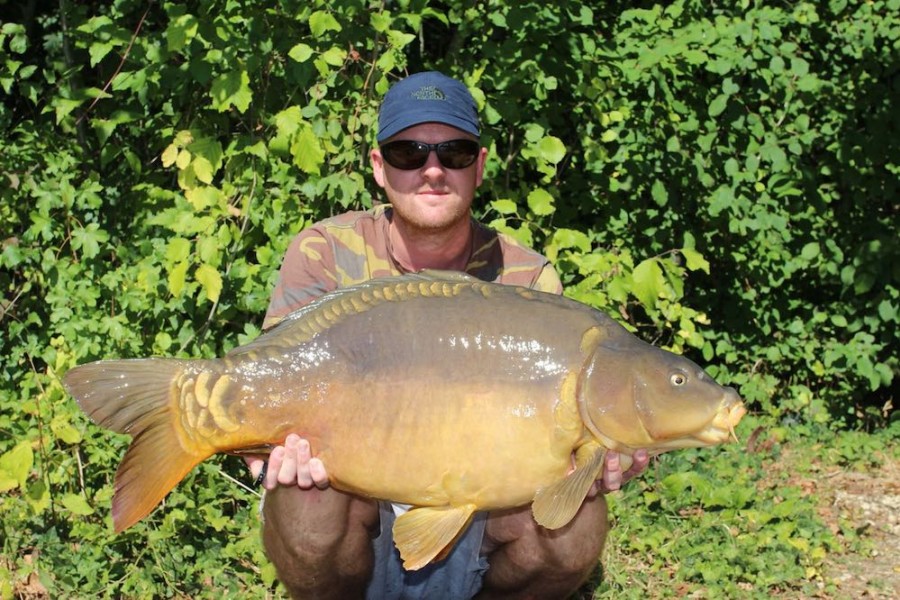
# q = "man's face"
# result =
<box><xmin>370</xmin><ymin>122</ymin><xmax>487</xmax><ymax>232</ymax></box>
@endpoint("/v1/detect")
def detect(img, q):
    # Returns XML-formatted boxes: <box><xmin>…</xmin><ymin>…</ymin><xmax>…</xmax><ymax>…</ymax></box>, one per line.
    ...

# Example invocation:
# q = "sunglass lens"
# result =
<box><xmin>382</xmin><ymin>141</ymin><xmax>428</xmax><ymax>169</ymax></box>
<box><xmin>437</xmin><ymin>140</ymin><xmax>479</xmax><ymax>169</ymax></box>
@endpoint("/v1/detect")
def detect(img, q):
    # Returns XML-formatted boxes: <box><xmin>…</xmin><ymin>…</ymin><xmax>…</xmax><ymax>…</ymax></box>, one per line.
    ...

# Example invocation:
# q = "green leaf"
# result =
<box><xmin>491</xmin><ymin>199</ymin><xmax>518</xmax><ymax>215</ymax></box>
<box><xmin>26</xmin><ymin>480</ymin><xmax>50</xmax><ymax>515</ymax></box>
<box><xmin>537</xmin><ymin>136</ymin><xmax>566</xmax><ymax>164</ymax></box>
<box><xmin>370</xmin><ymin>12</ymin><xmax>392</xmax><ymax>33</ymax></box>
<box><xmin>386</xmin><ymin>31</ymin><xmax>416</xmax><ymax>48</ymax></box>
<box><xmin>164</xmin><ymin>238</ymin><xmax>190</xmax><ymax>268</ymax></box>
<box><xmin>0</xmin><ymin>442</ymin><xmax>32</xmax><ymax>491</ymax></box>
<box><xmin>651</xmin><ymin>180</ymin><xmax>668</xmax><ymax>206</ymax></box>
<box><xmin>631</xmin><ymin>258</ymin><xmax>664</xmax><ymax>310</ymax></box>
<box><xmin>877</xmin><ymin>300</ymin><xmax>896</xmax><ymax>322</ymax></box>
<box><xmin>309</xmin><ymin>11</ymin><xmax>342</xmax><ymax>37</ymax></box>
<box><xmin>527</xmin><ymin>188</ymin><xmax>555</xmax><ymax>216</ymax></box>
<box><xmin>185</xmin><ymin>186</ymin><xmax>221</xmax><ymax>211</ymax></box>
<box><xmin>168</xmin><ymin>261</ymin><xmax>189</xmax><ymax>297</ymax></box>
<box><xmin>274</xmin><ymin>106</ymin><xmax>302</xmax><ymax>136</ymax></box>
<box><xmin>210</xmin><ymin>70</ymin><xmax>252</xmax><ymax>113</ymax></box>
<box><xmin>321</xmin><ymin>46</ymin><xmax>346</xmax><ymax>67</ymax></box>
<box><xmin>196</xmin><ymin>263</ymin><xmax>222</xmax><ymax>303</ymax></box>
<box><xmin>166</xmin><ymin>14</ymin><xmax>198</xmax><ymax>52</ymax></box>
<box><xmin>51</xmin><ymin>415</ymin><xmax>82</xmax><ymax>444</ymax></box>
<box><xmin>161</xmin><ymin>143</ymin><xmax>179</xmax><ymax>167</ymax></box>
<box><xmin>188</xmin><ymin>137</ymin><xmax>224</xmax><ymax>174</ymax></box>
<box><xmin>166</xmin><ymin>237</ymin><xmax>191</xmax><ymax>264</ymax></box>
<box><xmin>290</xmin><ymin>125</ymin><xmax>325</xmax><ymax>175</ymax></box>
<box><xmin>680</xmin><ymin>248</ymin><xmax>710</xmax><ymax>273</ymax></box>
<box><xmin>71</xmin><ymin>223</ymin><xmax>109</xmax><ymax>259</ymax></box>
<box><xmin>708</xmin><ymin>94</ymin><xmax>728</xmax><ymax>117</ymax></box>
<box><xmin>800</xmin><ymin>242</ymin><xmax>820</xmax><ymax>261</ymax></box>
<box><xmin>89</xmin><ymin>42</ymin><xmax>115</xmax><ymax>67</ymax></box>
<box><xmin>288</xmin><ymin>43</ymin><xmax>314</xmax><ymax>63</ymax></box>
<box><xmin>550</xmin><ymin>228</ymin><xmax>592</xmax><ymax>252</ymax></box>
<box><xmin>61</xmin><ymin>493</ymin><xmax>94</xmax><ymax>516</ymax></box>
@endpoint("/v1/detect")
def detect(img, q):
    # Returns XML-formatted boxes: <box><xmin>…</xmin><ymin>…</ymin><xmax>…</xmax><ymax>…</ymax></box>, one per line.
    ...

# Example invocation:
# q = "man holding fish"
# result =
<box><xmin>250</xmin><ymin>72</ymin><xmax>650</xmax><ymax>599</ymax></box>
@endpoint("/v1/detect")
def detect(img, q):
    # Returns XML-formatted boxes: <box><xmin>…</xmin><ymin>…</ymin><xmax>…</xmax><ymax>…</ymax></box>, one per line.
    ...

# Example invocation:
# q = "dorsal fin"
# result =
<box><xmin>229</xmin><ymin>273</ymin><xmax>480</xmax><ymax>358</ymax></box>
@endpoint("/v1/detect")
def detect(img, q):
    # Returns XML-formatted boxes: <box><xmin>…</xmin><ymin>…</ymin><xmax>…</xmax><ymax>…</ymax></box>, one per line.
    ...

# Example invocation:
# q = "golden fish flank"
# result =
<box><xmin>64</xmin><ymin>270</ymin><xmax>746</xmax><ymax>572</ymax></box>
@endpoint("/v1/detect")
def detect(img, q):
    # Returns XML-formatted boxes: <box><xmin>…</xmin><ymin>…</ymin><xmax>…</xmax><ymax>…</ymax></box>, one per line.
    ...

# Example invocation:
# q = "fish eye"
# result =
<box><xmin>670</xmin><ymin>372</ymin><xmax>687</xmax><ymax>386</ymax></box>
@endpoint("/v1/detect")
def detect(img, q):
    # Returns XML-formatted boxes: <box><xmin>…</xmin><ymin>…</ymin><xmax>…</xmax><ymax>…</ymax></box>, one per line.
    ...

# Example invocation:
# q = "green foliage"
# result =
<box><xmin>596</xmin><ymin>420</ymin><xmax>900</xmax><ymax>598</ymax></box>
<box><xmin>0</xmin><ymin>0</ymin><xmax>896</xmax><ymax>596</ymax></box>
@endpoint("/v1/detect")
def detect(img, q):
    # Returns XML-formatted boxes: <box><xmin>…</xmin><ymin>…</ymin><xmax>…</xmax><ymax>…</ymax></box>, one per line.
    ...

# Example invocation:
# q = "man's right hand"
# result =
<box><xmin>245</xmin><ymin>433</ymin><xmax>330</xmax><ymax>491</ymax></box>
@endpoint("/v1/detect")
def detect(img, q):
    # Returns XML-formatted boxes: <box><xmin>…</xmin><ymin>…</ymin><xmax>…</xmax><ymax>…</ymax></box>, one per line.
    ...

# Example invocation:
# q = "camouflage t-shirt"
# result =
<box><xmin>264</xmin><ymin>205</ymin><xmax>562</xmax><ymax>328</ymax></box>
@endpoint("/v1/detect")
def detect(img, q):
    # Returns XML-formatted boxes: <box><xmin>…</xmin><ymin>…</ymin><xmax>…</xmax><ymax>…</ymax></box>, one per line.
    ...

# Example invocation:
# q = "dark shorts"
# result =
<box><xmin>366</xmin><ymin>502</ymin><xmax>489</xmax><ymax>600</ymax></box>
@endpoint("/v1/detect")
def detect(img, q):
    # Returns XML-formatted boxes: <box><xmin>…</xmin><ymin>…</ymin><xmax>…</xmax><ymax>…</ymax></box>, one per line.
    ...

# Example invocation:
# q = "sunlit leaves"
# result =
<box><xmin>210</xmin><ymin>70</ymin><xmax>252</xmax><ymax>113</ymax></box>
<box><xmin>61</xmin><ymin>493</ymin><xmax>94</xmax><ymax>516</ymax></box>
<box><xmin>526</xmin><ymin>188</ymin><xmax>555</xmax><ymax>216</ymax></box>
<box><xmin>309</xmin><ymin>10</ymin><xmax>342</xmax><ymax>37</ymax></box>
<box><xmin>288</xmin><ymin>43</ymin><xmax>314</xmax><ymax>63</ymax></box>
<box><xmin>167</xmin><ymin>13</ymin><xmax>198</xmax><ymax>52</ymax></box>
<box><xmin>70</xmin><ymin>224</ymin><xmax>109</xmax><ymax>259</ymax></box>
<box><xmin>290</xmin><ymin>124</ymin><xmax>325</xmax><ymax>175</ymax></box>
<box><xmin>196</xmin><ymin>263</ymin><xmax>223</xmax><ymax>303</ymax></box>
<box><xmin>0</xmin><ymin>443</ymin><xmax>32</xmax><ymax>491</ymax></box>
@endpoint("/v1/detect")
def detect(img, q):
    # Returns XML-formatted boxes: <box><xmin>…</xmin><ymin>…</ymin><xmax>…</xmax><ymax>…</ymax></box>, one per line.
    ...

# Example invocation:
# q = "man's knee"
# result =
<box><xmin>261</xmin><ymin>486</ymin><xmax>379</xmax><ymax>597</ymax></box>
<box><xmin>550</xmin><ymin>494</ymin><xmax>608</xmax><ymax>568</ymax></box>
<box><xmin>480</xmin><ymin>496</ymin><xmax>608</xmax><ymax>596</ymax></box>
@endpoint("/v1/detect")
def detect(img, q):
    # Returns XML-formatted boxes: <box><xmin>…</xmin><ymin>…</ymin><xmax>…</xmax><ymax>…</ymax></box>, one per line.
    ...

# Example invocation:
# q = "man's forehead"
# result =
<box><xmin>384</xmin><ymin>122</ymin><xmax>478</xmax><ymax>143</ymax></box>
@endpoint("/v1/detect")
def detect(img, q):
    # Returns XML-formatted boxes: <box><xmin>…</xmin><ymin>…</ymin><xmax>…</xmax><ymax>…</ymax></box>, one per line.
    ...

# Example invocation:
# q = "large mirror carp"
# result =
<box><xmin>64</xmin><ymin>271</ymin><xmax>746</xmax><ymax>570</ymax></box>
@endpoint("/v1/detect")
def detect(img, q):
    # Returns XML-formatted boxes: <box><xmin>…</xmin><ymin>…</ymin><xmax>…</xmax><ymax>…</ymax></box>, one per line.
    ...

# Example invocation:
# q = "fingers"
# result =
<box><xmin>596</xmin><ymin>449</ymin><xmax>651</xmax><ymax>494</ymax></box>
<box><xmin>623</xmin><ymin>449</ymin><xmax>650</xmax><ymax>481</ymax></box>
<box><xmin>308</xmin><ymin>457</ymin><xmax>329</xmax><ymax>489</ymax></box>
<box><xmin>245</xmin><ymin>455</ymin><xmax>265</xmax><ymax>479</ymax></box>
<box><xmin>601</xmin><ymin>451</ymin><xmax>623</xmax><ymax>492</ymax></box>
<box><xmin>260</xmin><ymin>433</ymin><xmax>331</xmax><ymax>491</ymax></box>
<box><xmin>264</xmin><ymin>445</ymin><xmax>285</xmax><ymax>490</ymax></box>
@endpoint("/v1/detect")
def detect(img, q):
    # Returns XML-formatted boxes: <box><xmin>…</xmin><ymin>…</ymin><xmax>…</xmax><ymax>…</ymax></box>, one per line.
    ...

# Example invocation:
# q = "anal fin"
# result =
<box><xmin>531</xmin><ymin>443</ymin><xmax>606</xmax><ymax>529</ymax></box>
<box><xmin>392</xmin><ymin>504</ymin><xmax>476</xmax><ymax>571</ymax></box>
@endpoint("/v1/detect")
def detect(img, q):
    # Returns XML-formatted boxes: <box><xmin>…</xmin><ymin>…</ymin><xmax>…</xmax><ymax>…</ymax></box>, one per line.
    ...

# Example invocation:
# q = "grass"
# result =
<box><xmin>588</xmin><ymin>416</ymin><xmax>900</xmax><ymax>599</ymax></box>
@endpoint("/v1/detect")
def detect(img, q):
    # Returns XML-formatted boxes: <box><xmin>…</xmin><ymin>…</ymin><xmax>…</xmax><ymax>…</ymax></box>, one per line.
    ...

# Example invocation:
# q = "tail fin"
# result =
<box><xmin>64</xmin><ymin>358</ymin><xmax>210</xmax><ymax>532</ymax></box>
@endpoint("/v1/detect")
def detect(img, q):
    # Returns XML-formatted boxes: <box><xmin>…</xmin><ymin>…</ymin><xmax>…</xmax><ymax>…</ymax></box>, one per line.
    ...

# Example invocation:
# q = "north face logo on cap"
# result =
<box><xmin>411</xmin><ymin>85</ymin><xmax>446</xmax><ymax>101</ymax></box>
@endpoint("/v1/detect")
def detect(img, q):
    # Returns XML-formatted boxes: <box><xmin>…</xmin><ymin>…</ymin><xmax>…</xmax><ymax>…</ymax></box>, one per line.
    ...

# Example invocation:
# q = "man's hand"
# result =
<box><xmin>595</xmin><ymin>449</ymin><xmax>650</xmax><ymax>495</ymax></box>
<box><xmin>244</xmin><ymin>433</ymin><xmax>330</xmax><ymax>491</ymax></box>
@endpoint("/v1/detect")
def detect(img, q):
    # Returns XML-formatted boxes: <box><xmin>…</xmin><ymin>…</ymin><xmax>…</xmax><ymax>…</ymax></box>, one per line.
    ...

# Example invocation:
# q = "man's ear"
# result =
<box><xmin>370</xmin><ymin>148</ymin><xmax>386</xmax><ymax>188</ymax></box>
<box><xmin>474</xmin><ymin>147</ymin><xmax>488</xmax><ymax>188</ymax></box>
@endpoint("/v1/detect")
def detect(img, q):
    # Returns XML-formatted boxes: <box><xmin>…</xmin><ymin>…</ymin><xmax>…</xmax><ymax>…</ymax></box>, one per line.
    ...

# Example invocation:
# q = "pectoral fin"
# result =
<box><xmin>392</xmin><ymin>504</ymin><xmax>477</xmax><ymax>571</ymax></box>
<box><xmin>531</xmin><ymin>444</ymin><xmax>607</xmax><ymax>529</ymax></box>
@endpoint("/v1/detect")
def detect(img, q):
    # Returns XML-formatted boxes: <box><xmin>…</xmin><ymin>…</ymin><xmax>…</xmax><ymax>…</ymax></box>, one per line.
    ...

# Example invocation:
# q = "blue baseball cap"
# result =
<box><xmin>377</xmin><ymin>72</ymin><xmax>480</xmax><ymax>143</ymax></box>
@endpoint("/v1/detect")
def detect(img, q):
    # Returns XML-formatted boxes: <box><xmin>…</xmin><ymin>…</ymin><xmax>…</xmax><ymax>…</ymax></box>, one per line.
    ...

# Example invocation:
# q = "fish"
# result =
<box><xmin>64</xmin><ymin>270</ymin><xmax>746</xmax><ymax>570</ymax></box>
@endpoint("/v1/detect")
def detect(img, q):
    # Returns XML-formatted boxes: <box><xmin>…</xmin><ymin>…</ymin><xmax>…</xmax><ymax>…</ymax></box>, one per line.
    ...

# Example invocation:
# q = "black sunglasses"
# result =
<box><xmin>380</xmin><ymin>139</ymin><xmax>480</xmax><ymax>170</ymax></box>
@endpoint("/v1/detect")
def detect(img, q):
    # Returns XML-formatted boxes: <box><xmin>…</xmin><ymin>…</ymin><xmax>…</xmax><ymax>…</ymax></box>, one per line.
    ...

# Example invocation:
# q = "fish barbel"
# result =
<box><xmin>64</xmin><ymin>271</ymin><xmax>746</xmax><ymax>570</ymax></box>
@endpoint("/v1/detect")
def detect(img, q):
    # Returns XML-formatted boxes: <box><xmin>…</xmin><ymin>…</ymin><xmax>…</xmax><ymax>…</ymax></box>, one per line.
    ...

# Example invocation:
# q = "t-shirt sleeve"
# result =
<box><xmin>533</xmin><ymin>263</ymin><xmax>564</xmax><ymax>295</ymax></box>
<box><xmin>263</xmin><ymin>228</ymin><xmax>339</xmax><ymax>329</ymax></box>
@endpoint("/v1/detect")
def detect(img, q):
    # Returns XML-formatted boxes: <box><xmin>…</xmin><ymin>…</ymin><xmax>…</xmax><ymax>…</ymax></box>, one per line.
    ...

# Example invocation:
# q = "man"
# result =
<box><xmin>246</xmin><ymin>71</ymin><xmax>649</xmax><ymax>599</ymax></box>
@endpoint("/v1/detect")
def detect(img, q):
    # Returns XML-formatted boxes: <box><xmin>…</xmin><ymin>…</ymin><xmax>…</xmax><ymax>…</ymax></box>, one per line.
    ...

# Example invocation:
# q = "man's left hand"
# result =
<box><xmin>594</xmin><ymin>449</ymin><xmax>650</xmax><ymax>495</ymax></box>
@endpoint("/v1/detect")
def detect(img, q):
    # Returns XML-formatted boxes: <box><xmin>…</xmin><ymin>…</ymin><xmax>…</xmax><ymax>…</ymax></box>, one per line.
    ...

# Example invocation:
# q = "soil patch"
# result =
<box><xmin>781</xmin><ymin>447</ymin><xmax>900</xmax><ymax>599</ymax></box>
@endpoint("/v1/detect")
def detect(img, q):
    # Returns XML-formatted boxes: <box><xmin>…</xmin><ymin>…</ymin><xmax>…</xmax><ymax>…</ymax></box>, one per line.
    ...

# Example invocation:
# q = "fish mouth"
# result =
<box><xmin>693</xmin><ymin>393</ymin><xmax>746</xmax><ymax>445</ymax></box>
